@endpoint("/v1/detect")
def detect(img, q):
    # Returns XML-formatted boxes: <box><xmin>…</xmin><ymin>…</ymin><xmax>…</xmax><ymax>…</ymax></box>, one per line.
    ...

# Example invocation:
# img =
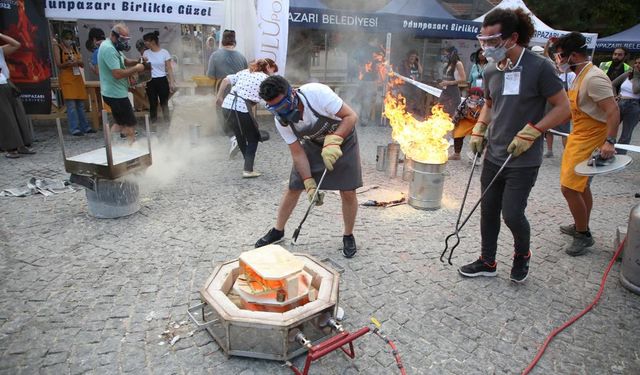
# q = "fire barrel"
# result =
<box><xmin>621</xmin><ymin>203</ymin><xmax>640</xmax><ymax>295</ymax></box>
<box><xmin>408</xmin><ymin>161</ymin><xmax>445</xmax><ymax>210</ymax></box>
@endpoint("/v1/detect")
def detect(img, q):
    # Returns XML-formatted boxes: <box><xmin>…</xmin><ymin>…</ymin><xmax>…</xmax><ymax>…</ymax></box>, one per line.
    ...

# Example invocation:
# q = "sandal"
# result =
<box><xmin>17</xmin><ymin>147</ymin><xmax>36</xmax><ymax>155</ymax></box>
<box><xmin>5</xmin><ymin>151</ymin><xmax>19</xmax><ymax>158</ymax></box>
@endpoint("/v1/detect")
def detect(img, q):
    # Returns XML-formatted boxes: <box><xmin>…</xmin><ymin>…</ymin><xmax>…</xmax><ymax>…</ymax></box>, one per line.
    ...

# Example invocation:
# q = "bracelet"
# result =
<box><xmin>476</xmin><ymin>120</ymin><xmax>487</xmax><ymax>126</ymax></box>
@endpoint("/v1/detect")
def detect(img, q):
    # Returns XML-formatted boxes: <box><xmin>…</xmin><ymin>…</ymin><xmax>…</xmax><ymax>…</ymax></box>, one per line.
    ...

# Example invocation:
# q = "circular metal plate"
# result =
<box><xmin>574</xmin><ymin>155</ymin><xmax>632</xmax><ymax>176</ymax></box>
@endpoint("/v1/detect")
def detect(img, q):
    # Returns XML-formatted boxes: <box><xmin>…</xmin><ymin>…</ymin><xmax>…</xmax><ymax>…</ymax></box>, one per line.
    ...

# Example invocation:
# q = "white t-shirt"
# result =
<box><xmin>275</xmin><ymin>83</ymin><xmax>343</xmax><ymax>145</ymax></box>
<box><xmin>222</xmin><ymin>69</ymin><xmax>268</xmax><ymax>113</ymax></box>
<box><xmin>0</xmin><ymin>47</ymin><xmax>10</xmax><ymax>81</ymax></box>
<box><xmin>620</xmin><ymin>78</ymin><xmax>640</xmax><ymax>99</ymax></box>
<box><xmin>143</xmin><ymin>48</ymin><xmax>171</xmax><ymax>78</ymax></box>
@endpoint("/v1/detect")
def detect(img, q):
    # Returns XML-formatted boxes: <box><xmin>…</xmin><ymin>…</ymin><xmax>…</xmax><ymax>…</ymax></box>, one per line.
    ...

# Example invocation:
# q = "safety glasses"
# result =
<box><xmin>265</xmin><ymin>87</ymin><xmax>294</xmax><ymax>116</ymax></box>
<box><xmin>476</xmin><ymin>33</ymin><xmax>503</xmax><ymax>48</ymax></box>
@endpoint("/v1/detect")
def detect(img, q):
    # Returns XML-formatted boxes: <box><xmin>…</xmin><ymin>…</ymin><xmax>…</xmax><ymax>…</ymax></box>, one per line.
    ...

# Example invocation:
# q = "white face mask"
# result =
<box><xmin>483</xmin><ymin>40</ymin><xmax>514</xmax><ymax>63</ymax></box>
<box><xmin>63</xmin><ymin>39</ymin><xmax>73</xmax><ymax>47</ymax></box>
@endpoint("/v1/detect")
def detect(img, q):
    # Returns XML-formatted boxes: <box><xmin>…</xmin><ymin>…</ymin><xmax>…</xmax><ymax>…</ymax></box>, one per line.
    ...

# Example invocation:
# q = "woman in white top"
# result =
<box><xmin>612</xmin><ymin>56</ymin><xmax>640</xmax><ymax>154</ymax></box>
<box><xmin>439</xmin><ymin>46</ymin><xmax>466</xmax><ymax>117</ymax></box>
<box><xmin>216</xmin><ymin>58</ymin><xmax>278</xmax><ymax>178</ymax></box>
<box><xmin>142</xmin><ymin>31</ymin><xmax>175</xmax><ymax>123</ymax></box>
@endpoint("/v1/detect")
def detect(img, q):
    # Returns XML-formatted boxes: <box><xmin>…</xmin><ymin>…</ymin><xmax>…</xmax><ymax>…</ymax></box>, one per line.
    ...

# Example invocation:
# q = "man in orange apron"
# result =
<box><xmin>552</xmin><ymin>33</ymin><xmax>620</xmax><ymax>256</ymax></box>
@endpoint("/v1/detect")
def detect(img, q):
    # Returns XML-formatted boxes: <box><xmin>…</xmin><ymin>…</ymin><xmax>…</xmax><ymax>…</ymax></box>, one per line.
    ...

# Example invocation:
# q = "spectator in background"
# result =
<box><xmin>54</xmin><ymin>29</ymin><xmax>93</xmax><ymax>136</ymax></box>
<box><xmin>399</xmin><ymin>49</ymin><xmax>424</xmax><ymax>116</ymax></box>
<box><xmin>143</xmin><ymin>31</ymin><xmax>175</xmax><ymax>124</ymax></box>
<box><xmin>536</xmin><ymin>44</ymin><xmax>575</xmax><ymax>158</ymax></box>
<box><xmin>203</xmin><ymin>29</ymin><xmax>217</xmax><ymax>73</ymax></box>
<box><xmin>207</xmin><ymin>29</ymin><xmax>248</xmax><ymax>157</ymax></box>
<box><xmin>611</xmin><ymin>56</ymin><xmax>640</xmax><ymax>154</ymax></box>
<box><xmin>86</xmin><ymin>28</ymin><xmax>106</xmax><ymax>76</ymax></box>
<box><xmin>439</xmin><ymin>46</ymin><xmax>466</xmax><ymax>118</ymax></box>
<box><xmin>0</xmin><ymin>32</ymin><xmax>35</xmax><ymax>158</ymax></box>
<box><xmin>468</xmin><ymin>48</ymin><xmax>488</xmax><ymax>88</ymax></box>
<box><xmin>98</xmin><ymin>23</ymin><xmax>146</xmax><ymax>143</ymax></box>
<box><xmin>216</xmin><ymin>58</ymin><xmax>278</xmax><ymax>178</ymax></box>
<box><xmin>599</xmin><ymin>47</ymin><xmax>631</xmax><ymax>81</ymax></box>
<box><xmin>451</xmin><ymin>87</ymin><xmax>485</xmax><ymax>160</ymax></box>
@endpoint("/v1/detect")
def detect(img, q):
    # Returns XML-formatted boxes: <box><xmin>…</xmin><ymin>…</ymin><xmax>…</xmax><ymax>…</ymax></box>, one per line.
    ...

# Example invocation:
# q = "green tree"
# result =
<box><xmin>527</xmin><ymin>0</ymin><xmax>640</xmax><ymax>36</ymax></box>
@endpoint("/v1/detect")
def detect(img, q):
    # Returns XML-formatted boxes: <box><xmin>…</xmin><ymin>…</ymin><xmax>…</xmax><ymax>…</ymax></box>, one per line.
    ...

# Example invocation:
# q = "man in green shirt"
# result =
<box><xmin>98</xmin><ymin>23</ymin><xmax>146</xmax><ymax>142</ymax></box>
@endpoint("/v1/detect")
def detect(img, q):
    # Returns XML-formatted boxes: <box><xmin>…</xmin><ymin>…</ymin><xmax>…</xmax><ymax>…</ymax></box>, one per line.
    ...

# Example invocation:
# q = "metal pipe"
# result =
<box><xmin>386</xmin><ymin>143</ymin><xmax>399</xmax><ymax>178</ymax></box>
<box><xmin>102</xmin><ymin>110</ymin><xmax>114</xmax><ymax>168</ymax></box>
<box><xmin>376</xmin><ymin>145</ymin><xmax>386</xmax><ymax>171</ymax></box>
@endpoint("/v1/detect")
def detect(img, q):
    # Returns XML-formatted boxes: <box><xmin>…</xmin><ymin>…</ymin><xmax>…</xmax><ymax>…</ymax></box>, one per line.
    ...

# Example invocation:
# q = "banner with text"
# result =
<box><xmin>288</xmin><ymin>8</ymin><xmax>480</xmax><ymax>39</ymax></box>
<box><xmin>1</xmin><ymin>0</ymin><xmax>52</xmax><ymax>114</ymax></box>
<box><xmin>44</xmin><ymin>0</ymin><xmax>224</xmax><ymax>25</ymax></box>
<box><xmin>255</xmin><ymin>0</ymin><xmax>289</xmax><ymax>74</ymax></box>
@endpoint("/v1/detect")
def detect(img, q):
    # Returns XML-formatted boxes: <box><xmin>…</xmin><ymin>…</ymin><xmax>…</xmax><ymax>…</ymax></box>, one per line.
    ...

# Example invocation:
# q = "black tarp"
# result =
<box><xmin>288</xmin><ymin>0</ymin><xmax>480</xmax><ymax>39</ymax></box>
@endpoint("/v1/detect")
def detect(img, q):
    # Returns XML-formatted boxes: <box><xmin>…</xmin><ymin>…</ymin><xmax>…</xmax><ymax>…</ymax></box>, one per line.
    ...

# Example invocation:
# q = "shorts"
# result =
<box><xmin>102</xmin><ymin>96</ymin><xmax>137</xmax><ymax>127</ymax></box>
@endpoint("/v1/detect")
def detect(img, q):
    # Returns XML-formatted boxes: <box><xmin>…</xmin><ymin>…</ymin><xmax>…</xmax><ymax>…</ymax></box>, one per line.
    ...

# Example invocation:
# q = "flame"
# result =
<box><xmin>383</xmin><ymin>88</ymin><xmax>453</xmax><ymax>165</ymax></box>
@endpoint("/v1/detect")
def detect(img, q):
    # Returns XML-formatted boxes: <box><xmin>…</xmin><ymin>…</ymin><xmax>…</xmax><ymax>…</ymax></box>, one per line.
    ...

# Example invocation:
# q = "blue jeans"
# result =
<box><xmin>617</xmin><ymin>99</ymin><xmax>640</xmax><ymax>154</ymax></box>
<box><xmin>66</xmin><ymin>99</ymin><xmax>90</xmax><ymax>134</ymax></box>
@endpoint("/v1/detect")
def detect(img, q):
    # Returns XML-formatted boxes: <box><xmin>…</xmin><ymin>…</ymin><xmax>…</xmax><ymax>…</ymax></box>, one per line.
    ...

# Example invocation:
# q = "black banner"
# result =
<box><xmin>0</xmin><ymin>0</ymin><xmax>51</xmax><ymax>114</ymax></box>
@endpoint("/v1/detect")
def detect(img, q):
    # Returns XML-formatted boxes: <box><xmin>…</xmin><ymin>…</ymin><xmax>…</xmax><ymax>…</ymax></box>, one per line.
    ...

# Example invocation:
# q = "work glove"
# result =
<box><xmin>321</xmin><ymin>134</ymin><xmax>344</xmax><ymax>171</ymax></box>
<box><xmin>303</xmin><ymin>178</ymin><xmax>324</xmax><ymax>206</ymax></box>
<box><xmin>469</xmin><ymin>122</ymin><xmax>488</xmax><ymax>154</ymax></box>
<box><xmin>507</xmin><ymin>123</ymin><xmax>543</xmax><ymax>157</ymax></box>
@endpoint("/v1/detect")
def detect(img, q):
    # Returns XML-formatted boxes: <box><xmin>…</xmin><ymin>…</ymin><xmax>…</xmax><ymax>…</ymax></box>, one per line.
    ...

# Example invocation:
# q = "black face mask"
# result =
<box><xmin>112</xmin><ymin>31</ymin><xmax>131</xmax><ymax>52</ymax></box>
<box><xmin>266</xmin><ymin>88</ymin><xmax>301</xmax><ymax>126</ymax></box>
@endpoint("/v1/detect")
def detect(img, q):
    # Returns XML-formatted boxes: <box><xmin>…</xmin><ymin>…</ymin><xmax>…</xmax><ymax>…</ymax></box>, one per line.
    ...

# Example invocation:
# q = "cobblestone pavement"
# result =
<box><xmin>1</xmin><ymin>115</ymin><xmax>639</xmax><ymax>375</ymax></box>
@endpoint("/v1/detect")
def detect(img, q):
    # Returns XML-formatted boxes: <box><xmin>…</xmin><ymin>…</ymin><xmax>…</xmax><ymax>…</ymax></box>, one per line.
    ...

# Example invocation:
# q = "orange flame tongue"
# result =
<box><xmin>383</xmin><ymin>91</ymin><xmax>453</xmax><ymax>164</ymax></box>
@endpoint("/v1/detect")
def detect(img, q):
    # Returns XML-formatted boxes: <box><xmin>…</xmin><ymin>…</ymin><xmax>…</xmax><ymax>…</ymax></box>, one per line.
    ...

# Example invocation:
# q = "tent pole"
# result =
<box><xmin>381</xmin><ymin>32</ymin><xmax>392</xmax><ymax>127</ymax></box>
<box><xmin>324</xmin><ymin>32</ymin><xmax>328</xmax><ymax>82</ymax></box>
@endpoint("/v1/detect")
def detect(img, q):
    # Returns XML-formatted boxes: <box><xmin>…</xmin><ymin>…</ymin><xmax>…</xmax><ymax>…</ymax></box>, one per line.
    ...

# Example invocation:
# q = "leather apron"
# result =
<box><xmin>288</xmin><ymin>90</ymin><xmax>363</xmax><ymax>191</ymax></box>
<box><xmin>560</xmin><ymin>64</ymin><xmax>608</xmax><ymax>192</ymax></box>
<box><xmin>58</xmin><ymin>46</ymin><xmax>88</xmax><ymax>100</ymax></box>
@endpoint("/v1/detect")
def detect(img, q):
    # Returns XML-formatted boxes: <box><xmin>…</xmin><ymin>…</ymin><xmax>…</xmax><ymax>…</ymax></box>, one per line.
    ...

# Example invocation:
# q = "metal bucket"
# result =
<box><xmin>402</xmin><ymin>158</ymin><xmax>414</xmax><ymax>181</ymax></box>
<box><xmin>85</xmin><ymin>178</ymin><xmax>141</xmax><ymax>219</ymax></box>
<box><xmin>621</xmin><ymin>203</ymin><xmax>640</xmax><ymax>294</ymax></box>
<box><xmin>408</xmin><ymin>161</ymin><xmax>446</xmax><ymax>210</ymax></box>
<box><xmin>386</xmin><ymin>143</ymin><xmax>400</xmax><ymax>178</ymax></box>
<box><xmin>376</xmin><ymin>146</ymin><xmax>386</xmax><ymax>171</ymax></box>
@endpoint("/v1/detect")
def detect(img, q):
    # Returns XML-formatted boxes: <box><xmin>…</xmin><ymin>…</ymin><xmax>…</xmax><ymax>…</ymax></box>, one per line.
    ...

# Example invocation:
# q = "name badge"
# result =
<box><xmin>475</xmin><ymin>78</ymin><xmax>483</xmax><ymax>89</ymax></box>
<box><xmin>502</xmin><ymin>67</ymin><xmax>522</xmax><ymax>96</ymax></box>
<box><xmin>72</xmin><ymin>66</ymin><xmax>81</xmax><ymax>76</ymax></box>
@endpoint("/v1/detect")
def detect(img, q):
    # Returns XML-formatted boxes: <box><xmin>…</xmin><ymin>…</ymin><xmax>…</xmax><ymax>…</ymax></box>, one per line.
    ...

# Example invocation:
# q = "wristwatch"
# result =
<box><xmin>605</xmin><ymin>137</ymin><xmax>616</xmax><ymax>145</ymax></box>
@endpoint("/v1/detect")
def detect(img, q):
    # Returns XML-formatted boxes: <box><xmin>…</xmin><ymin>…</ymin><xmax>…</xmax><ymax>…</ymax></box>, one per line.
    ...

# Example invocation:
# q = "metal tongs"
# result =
<box><xmin>440</xmin><ymin>153</ymin><xmax>512</xmax><ymax>265</ymax></box>
<box><xmin>292</xmin><ymin>168</ymin><xmax>328</xmax><ymax>244</ymax></box>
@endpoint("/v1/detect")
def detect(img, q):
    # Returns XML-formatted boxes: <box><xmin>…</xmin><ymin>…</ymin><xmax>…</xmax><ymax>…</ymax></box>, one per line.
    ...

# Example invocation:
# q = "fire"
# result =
<box><xmin>383</xmin><ymin>90</ymin><xmax>453</xmax><ymax>164</ymax></box>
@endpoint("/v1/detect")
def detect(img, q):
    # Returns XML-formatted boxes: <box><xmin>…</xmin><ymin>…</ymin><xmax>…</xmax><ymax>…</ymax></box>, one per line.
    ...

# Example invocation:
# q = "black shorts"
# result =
<box><xmin>102</xmin><ymin>96</ymin><xmax>137</xmax><ymax>127</ymax></box>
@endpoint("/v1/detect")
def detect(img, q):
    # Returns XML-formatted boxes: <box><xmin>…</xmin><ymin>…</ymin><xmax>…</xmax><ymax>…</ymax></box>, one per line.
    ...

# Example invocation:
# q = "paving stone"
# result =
<box><xmin>0</xmin><ymin>124</ymin><xmax>638</xmax><ymax>374</ymax></box>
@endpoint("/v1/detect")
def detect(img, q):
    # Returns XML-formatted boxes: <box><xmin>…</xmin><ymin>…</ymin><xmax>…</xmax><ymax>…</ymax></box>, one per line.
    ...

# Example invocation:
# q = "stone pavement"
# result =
<box><xmin>1</xmin><ymin>117</ymin><xmax>639</xmax><ymax>375</ymax></box>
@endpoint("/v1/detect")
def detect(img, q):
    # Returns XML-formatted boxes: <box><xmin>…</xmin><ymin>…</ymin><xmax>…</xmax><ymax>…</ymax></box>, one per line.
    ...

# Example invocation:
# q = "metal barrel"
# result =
<box><xmin>376</xmin><ymin>146</ymin><xmax>386</xmax><ymax>171</ymax></box>
<box><xmin>621</xmin><ymin>203</ymin><xmax>640</xmax><ymax>294</ymax></box>
<box><xmin>85</xmin><ymin>178</ymin><xmax>141</xmax><ymax>219</ymax></box>
<box><xmin>408</xmin><ymin>161</ymin><xmax>446</xmax><ymax>210</ymax></box>
<box><xmin>386</xmin><ymin>143</ymin><xmax>400</xmax><ymax>178</ymax></box>
<box><xmin>402</xmin><ymin>158</ymin><xmax>414</xmax><ymax>181</ymax></box>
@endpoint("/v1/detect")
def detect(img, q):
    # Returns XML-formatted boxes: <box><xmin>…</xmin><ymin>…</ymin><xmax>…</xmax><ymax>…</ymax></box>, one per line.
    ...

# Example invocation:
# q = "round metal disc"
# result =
<box><xmin>574</xmin><ymin>155</ymin><xmax>632</xmax><ymax>176</ymax></box>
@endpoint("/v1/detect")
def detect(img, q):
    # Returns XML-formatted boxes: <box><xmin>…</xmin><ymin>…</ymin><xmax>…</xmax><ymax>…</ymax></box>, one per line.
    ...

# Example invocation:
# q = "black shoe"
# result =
<box><xmin>458</xmin><ymin>257</ymin><xmax>497</xmax><ymax>278</ymax></box>
<box><xmin>510</xmin><ymin>251</ymin><xmax>531</xmax><ymax>283</ymax></box>
<box><xmin>342</xmin><ymin>234</ymin><xmax>357</xmax><ymax>258</ymax></box>
<box><xmin>85</xmin><ymin>129</ymin><xmax>97</xmax><ymax>134</ymax></box>
<box><xmin>255</xmin><ymin>228</ymin><xmax>284</xmax><ymax>248</ymax></box>
<box><xmin>565</xmin><ymin>232</ymin><xmax>595</xmax><ymax>257</ymax></box>
<box><xmin>72</xmin><ymin>132</ymin><xmax>84</xmax><ymax>136</ymax></box>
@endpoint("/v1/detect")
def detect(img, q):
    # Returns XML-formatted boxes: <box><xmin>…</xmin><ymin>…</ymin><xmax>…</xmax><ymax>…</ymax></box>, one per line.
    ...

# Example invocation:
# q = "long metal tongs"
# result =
<box><xmin>292</xmin><ymin>168</ymin><xmax>328</xmax><ymax>244</ymax></box>
<box><xmin>440</xmin><ymin>153</ymin><xmax>513</xmax><ymax>265</ymax></box>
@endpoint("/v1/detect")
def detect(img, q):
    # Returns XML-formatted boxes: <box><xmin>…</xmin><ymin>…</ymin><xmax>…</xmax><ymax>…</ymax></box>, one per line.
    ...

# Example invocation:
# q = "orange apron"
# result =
<box><xmin>560</xmin><ymin>64</ymin><xmax>608</xmax><ymax>192</ymax></box>
<box><xmin>453</xmin><ymin>117</ymin><xmax>475</xmax><ymax>138</ymax></box>
<box><xmin>58</xmin><ymin>46</ymin><xmax>88</xmax><ymax>100</ymax></box>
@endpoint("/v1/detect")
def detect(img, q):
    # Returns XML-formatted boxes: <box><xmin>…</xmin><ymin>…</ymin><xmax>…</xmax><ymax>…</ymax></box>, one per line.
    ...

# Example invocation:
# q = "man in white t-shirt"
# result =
<box><xmin>254</xmin><ymin>76</ymin><xmax>362</xmax><ymax>258</ymax></box>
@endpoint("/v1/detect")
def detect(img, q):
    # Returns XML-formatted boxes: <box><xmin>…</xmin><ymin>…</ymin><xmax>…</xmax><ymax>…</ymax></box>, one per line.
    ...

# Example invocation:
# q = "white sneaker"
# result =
<box><xmin>242</xmin><ymin>171</ymin><xmax>262</xmax><ymax>178</ymax></box>
<box><xmin>229</xmin><ymin>136</ymin><xmax>240</xmax><ymax>159</ymax></box>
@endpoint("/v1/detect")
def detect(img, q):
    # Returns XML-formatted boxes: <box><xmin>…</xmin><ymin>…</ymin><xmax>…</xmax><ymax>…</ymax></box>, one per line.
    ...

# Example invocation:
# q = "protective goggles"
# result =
<box><xmin>265</xmin><ymin>87</ymin><xmax>295</xmax><ymax>116</ymax></box>
<box><xmin>112</xmin><ymin>30</ymin><xmax>131</xmax><ymax>43</ymax></box>
<box><xmin>476</xmin><ymin>33</ymin><xmax>504</xmax><ymax>48</ymax></box>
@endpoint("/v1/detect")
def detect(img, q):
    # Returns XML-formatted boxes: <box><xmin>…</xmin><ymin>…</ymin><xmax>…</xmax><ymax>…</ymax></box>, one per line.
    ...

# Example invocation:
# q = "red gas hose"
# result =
<box><xmin>522</xmin><ymin>237</ymin><xmax>627</xmax><ymax>375</ymax></box>
<box><xmin>372</xmin><ymin>328</ymin><xmax>407</xmax><ymax>375</ymax></box>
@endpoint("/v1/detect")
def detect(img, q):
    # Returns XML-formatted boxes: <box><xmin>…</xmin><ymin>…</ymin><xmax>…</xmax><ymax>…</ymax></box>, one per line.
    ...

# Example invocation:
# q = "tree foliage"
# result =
<box><xmin>527</xmin><ymin>0</ymin><xmax>640</xmax><ymax>36</ymax></box>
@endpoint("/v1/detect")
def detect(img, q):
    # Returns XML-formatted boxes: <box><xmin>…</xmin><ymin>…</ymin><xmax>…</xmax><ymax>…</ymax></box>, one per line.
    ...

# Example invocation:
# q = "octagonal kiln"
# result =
<box><xmin>188</xmin><ymin>245</ymin><xmax>340</xmax><ymax>361</ymax></box>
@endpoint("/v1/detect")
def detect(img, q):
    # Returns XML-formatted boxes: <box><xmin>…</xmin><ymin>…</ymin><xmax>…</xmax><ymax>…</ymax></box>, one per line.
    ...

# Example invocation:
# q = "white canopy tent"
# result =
<box><xmin>474</xmin><ymin>0</ymin><xmax>597</xmax><ymax>49</ymax></box>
